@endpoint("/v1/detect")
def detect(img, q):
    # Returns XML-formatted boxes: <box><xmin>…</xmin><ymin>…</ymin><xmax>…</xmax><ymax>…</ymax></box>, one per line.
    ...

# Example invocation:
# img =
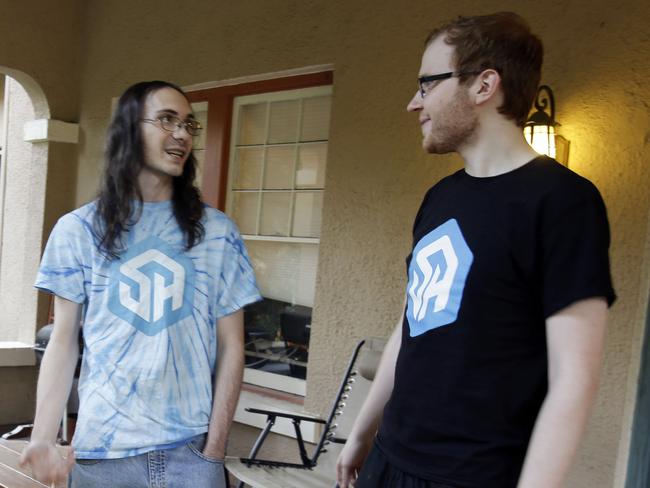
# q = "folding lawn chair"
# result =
<box><xmin>225</xmin><ymin>336</ymin><xmax>386</xmax><ymax>488</ymax></box>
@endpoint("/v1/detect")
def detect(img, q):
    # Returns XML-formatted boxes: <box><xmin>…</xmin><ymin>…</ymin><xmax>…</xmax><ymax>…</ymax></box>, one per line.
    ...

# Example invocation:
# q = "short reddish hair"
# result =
<box><xmin>426</xmin><ymin>12</ymin><xmax>543</xmax><ymax>127</ymax></box>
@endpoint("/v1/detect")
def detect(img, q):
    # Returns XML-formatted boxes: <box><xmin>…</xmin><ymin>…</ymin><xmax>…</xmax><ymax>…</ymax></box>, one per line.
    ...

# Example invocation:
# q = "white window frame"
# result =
<box><xmin>0</xmin><ymin>77</ymin><xmax>10</xmax><ymax>264</ymax></box>
<box><xmin>226</xmin><ymin>85</ymin><xmax>331</xmax><ymax>395</ymax></box>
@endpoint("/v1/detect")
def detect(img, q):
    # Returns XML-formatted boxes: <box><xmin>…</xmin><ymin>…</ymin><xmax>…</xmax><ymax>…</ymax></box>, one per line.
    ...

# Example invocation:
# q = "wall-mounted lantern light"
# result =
<box><xmin>524</xmin><ymin>85</ymin><xmax>570</xmax><ymax>165</ymax></box>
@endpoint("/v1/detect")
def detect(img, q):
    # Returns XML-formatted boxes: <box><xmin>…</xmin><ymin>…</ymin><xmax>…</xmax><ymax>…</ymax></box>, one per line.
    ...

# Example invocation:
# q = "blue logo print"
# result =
<box><xmin>108</xmin><ymin>236</ymin><xmax>195</xmax><ymax>336</ymax></box>
<box><xmin>406</xmin><ymin>219</ymin><xmax>473</xmax><ymax>336</ymax></box>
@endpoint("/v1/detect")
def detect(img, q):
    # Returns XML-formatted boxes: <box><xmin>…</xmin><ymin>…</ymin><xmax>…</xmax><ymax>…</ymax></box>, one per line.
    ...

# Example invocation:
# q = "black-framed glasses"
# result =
<box><xmin>141</xmin><ymin>115</ymin><xmax>203</xmax><ymax>136</ymax></box>
<box><xmin>417</xmin><ymin>71</ymin><xmax>478</xmax><ymax>98</ymax></box>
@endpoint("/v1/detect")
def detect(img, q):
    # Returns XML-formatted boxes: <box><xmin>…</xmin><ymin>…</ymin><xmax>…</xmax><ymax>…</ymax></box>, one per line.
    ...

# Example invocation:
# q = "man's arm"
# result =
<box><xmin>336</xmin><ymin>308</ymin><xmax>404</xmax><ymax>488</ymax></box>
<box><xmin>203</xmin><ymin>309</ymin><xmax>245</xmax><ymax>459</ymax></box>
<box><xmin>517</xmin><ymin>297</ymin><xmax>608</xmax><ymax>488</ymax></box>
<box><xmin>20</xmin><ymin>296</ymin><xmax>80</xmax><ymax>483</ymax></box>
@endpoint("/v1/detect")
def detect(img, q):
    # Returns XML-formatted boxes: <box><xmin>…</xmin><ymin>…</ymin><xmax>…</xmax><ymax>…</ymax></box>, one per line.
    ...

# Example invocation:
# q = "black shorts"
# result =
<box><xmin>355</xmin><ymin>442</ymin><xmax>457</xmax><ymax>488</ymax></box>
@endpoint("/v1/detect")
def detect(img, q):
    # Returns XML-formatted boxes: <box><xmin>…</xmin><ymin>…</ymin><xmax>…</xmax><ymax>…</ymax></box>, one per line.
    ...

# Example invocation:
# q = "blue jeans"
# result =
<box><xmin>69</xmin><ymin>434</ymin><xmax>226</xmax><ymax>488</ymax></box>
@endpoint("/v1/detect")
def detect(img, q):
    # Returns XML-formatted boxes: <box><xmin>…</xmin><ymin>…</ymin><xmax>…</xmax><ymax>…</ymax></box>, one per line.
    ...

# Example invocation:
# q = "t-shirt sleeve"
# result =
<box><xmin>541</xmin><ymin>180</ymin><xmax>616</xmax><ymax>318</ymax></box>
<box><xmin>215</xmin><ymin>221</ymin><xmax>261</xmax><ymax>318</ymax></box>
<box><xmin>34</xmin><ymin>214</ymin><xmax>89</xmax><ymax>304</ymax></box>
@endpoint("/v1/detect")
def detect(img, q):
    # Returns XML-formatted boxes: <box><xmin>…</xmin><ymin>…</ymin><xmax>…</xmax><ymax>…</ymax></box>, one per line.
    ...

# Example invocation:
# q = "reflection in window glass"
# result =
<box><xmin>243</xmin><ymin>241</ymin><xmax>318</xmax><ymax>379</ymax></box>
<box><xmin>296</xmin><ymin>143</ymin><xmax>327</xmax><ymax>189</ymax></box>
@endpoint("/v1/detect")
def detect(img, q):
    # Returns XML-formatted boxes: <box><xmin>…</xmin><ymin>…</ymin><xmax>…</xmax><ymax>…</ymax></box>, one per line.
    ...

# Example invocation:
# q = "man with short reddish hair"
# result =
<box><xmin>338</xmin><ymin>12</ymin><xmax>615</xmax><ymax>488</ymax></box>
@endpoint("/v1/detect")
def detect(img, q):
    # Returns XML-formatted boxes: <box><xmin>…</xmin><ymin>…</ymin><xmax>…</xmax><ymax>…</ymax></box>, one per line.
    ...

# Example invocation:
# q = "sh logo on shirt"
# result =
<box><xmin>406</xmin><ymin>219</ymin><xmax>473</xmax><ymax>336</ymax></box>
<box><xmin>108</xmin><ymin>236</ymin><xmax>195</xmax><ymax>335</ymax></box>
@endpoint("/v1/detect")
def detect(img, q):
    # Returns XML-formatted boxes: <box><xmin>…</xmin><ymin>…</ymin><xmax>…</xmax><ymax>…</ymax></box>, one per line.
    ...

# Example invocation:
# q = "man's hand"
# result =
<box><xmin>335</xmin><ymin>312</ymin><xmax>404</xmax><ymax>488</ymax></box>
<box><xmin>336</xmin><ymin>436</ymin><xmax>373</xmax><ymax>488</ymax></box>
<box><xmin>201</xmin><ymin>444</ymin><xmax>225</xmax><ymax>461</ymax></box>
<box><xmin>19</xmin><ymin>441</ymin><xmax>75</xmax><ymax>484</ymax></box>
<box><xmin>336</xmin><ymin>439</ymin><xmax>372</xmax><ymax>488</ymax></box>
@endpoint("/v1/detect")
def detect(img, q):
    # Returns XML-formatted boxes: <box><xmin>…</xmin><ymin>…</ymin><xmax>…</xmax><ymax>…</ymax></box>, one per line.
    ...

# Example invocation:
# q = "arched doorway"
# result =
<box><xmin>0</xmin><ymin>68</ymin><xmax>51</xmax><ymax>347</ymax></box>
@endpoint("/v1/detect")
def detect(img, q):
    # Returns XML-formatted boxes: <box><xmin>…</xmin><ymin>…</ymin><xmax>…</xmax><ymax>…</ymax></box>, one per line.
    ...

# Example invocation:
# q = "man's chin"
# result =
<box><xmin>423</xmin><ymin>139</ymin><xmax>453</xmax><ymax>155</ymax></box>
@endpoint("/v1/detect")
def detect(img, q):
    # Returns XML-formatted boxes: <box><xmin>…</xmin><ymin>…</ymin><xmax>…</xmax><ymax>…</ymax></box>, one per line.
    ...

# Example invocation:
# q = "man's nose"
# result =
<box><xmin>172</xmin><ymin>124</ymin><xmax>191</xmax><ymax>140</ymax></box>
<box><xmin>407</xmin><ymin>91</ymin><xmax>423</xmax><ymax>112</ymax></box>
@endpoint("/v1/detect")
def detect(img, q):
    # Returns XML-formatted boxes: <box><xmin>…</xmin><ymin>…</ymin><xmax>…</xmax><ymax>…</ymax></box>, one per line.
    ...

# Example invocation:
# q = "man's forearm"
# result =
<box><xmin>204</xmin><ymin>315</ymin><xmax>245</xmax><ymax>458</ymax></box>
<box><xmin>31</xmin><ymin>299</ymin><xmax>81</xmax><ymax>443</ymax></box>
<box><xmin>32</xmin><ymin>341</ymin><xmax>79</xmax><ymax>442</ymax></box>
<box><xmin>517</xmin><ymin>378</ymin><xmax>599</xmax><ymax>488</ymax></box>
<box><xmin>518</xmin><ymin>298</ymin><xmax>607</xmax><ymax>488</ymax></box>
<box><xmin>336</xmin><ymin>319</ymin><xmax>403</xmax><ymax>488</ymax></box>
<box><xmin>347</xmin><ymin>323</ymin><xmax>401</xmax><ymax>444</ymax></box>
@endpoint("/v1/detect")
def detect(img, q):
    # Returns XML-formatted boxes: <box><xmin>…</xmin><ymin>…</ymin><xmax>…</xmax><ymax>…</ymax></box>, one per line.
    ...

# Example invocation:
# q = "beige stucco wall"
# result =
<box><xmin>0</xmin><ymin>0</ymin><xmax>83</xmax><ymax>120</ymax></box>
<box><xmin>0</xmin><ymin>0</ymin><xmax>85</xmax><ymax>256</ymax></box>
<box><xmin>77</xmin><ymin>3</ymin><xmax>647</xmax><ymax>485</ymax></box>
<box><xmin>0</xmin><ymin>0</ymin><xmax>83</xmax><ymax>422</ymax></box>
<box><xmin>0</xmin><ymin>0</ymin><xmax>647</xmax><ymax>485</ymax></box>
<box><xmin>0</xmin><ymin>75</ymin><xmax>5</xmax><ymax>137</ymax></box>
<box><xmin>72</xmin><ymin>1</ymin><xmax>649</xmax><ymax>486</ymax></box>
<box><xmin>0</xmin><ymin>0</ymin><xmax>84</xmax><ymax>250</ymax></box>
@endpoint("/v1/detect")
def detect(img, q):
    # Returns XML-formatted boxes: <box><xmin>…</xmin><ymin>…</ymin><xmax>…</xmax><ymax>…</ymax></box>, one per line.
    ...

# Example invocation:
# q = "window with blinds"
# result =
<box><xmin>226</xmin><ymin>85</ymin><xmax>332</xmax><ymax>394</ymax></box>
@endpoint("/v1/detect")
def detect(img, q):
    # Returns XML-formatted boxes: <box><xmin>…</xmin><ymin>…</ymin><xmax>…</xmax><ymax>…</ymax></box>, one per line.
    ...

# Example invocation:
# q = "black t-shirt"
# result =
<box><xmin>377</xmin><ymin>157</ymin><xmax>616</xmax><ymax>488</ymax></box>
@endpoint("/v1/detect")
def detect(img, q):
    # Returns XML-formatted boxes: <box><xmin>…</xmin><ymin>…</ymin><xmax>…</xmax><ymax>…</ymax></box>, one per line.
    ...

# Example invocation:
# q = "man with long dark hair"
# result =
<box><xmin>21</xmin><ymin>80</ymin><xmax>260</xmax><ymax>487</ymax></box>
<box><xmin>337</xmin><ymin>12</ymin><xmax>616</xmax><ymax>488</ymax></box>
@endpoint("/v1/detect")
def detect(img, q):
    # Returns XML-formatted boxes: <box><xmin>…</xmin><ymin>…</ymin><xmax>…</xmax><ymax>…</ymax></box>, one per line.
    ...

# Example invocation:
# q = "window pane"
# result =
<box><xmin>243</xmin><ymin>242</ymin><xmax>319</xmax><ymax>379</ymax></box>
<box><xmin>238</xmin><ymin>102</ymin><xmax>267</xmax><ymax>145</ymax></box>
<box><xmin>260</xmin><ymin>192</ymin><xmax>291</xmax><ymax>236</ymax></box>
<box><xmin>296</xmin><ymin>143</ymin><xmax>327</xmax><ymax>189</ymax></box>
<box><xmin>301</xmin><ymin>96</ymin><xmax>331</xmax><ymax>142</ymax></box>
<box><xmin>243</xmin><ymin>299</ymin><xmax>310</xmax><ymax>380</ymax></box>
<box><xmin>265</xmin><ymin>146</ymin><xmax>295</xmax><ymax>189</ymax></box>
<box><xmin>247</xmin><ymin>242</ymin><xmax>293</xmax><ymax>302</ymax></box>
<box><xmin>268</xmin><ymin>100</ymin><xmax>300</xmax><ymax>144</ymax></box>
<box><xmin>231</xmin><ymin>192</ymin><xmax>259</xmax><ymax>234</ymax></box>
<box><xmin>191</xmin><ymin>101</ymin><xmax>208</xmax><ymax>150</ymax></box>
<box><xmin>194</xmin><ymin>149</ymin><xmax>205</xmax><ymax>187</ymax></box>
<box><xmin>233</xmin><ymin>147</ymin><xmax>263</xmax><ymax>190</ymax></box>
<box><xmin>292</xmin><ymin>192</ymin><xmax>323</xmax><ymax>238</ymax></box>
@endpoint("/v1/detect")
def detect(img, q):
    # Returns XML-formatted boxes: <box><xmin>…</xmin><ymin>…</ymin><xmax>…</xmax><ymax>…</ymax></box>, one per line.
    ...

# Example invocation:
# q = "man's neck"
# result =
<box><xmin>137</xmin><ymin>168</ymin><xmax>173</xmax><ymax>202</ymax></box>
<box><xmin>458</xmin><ymin>117</ymin><xmax>539</xmax><ymax>178</ymax></box>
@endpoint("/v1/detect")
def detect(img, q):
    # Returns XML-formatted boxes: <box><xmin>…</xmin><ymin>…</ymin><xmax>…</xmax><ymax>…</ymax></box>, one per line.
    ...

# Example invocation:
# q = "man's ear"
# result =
<box><xmin>472</xmin><ymin>69</ymin><xmax>501</xmax><ymax>106</ymax></box>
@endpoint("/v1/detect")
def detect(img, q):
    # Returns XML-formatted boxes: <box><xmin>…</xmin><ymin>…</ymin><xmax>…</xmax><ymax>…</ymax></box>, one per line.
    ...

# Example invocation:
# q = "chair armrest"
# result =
<box><xmin>241</xmin><ymin>407</ymin><xmax>324</xmax><ymax>468</ymax></box>
<box><xmin>329</xmin><ymin>436</ymin><xmax>347</xmax><ymax>444</ymax></box>
<box><xmin>245</xmin><ymin>407</ymin><xmax>327</xmax><ymax>424</ymax></box>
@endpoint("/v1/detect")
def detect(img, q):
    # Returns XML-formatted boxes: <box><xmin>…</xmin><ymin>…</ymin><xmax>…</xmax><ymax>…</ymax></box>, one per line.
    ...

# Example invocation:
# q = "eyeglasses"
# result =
<box><xmin>141</xmin><ymin>115</ymin><xmax>203</xmax><ymax>136</ymax></box>
<box><xmin>417</xmin><ymin>71</ymin><xmax>479</xmax><ymax>98</ymax></box>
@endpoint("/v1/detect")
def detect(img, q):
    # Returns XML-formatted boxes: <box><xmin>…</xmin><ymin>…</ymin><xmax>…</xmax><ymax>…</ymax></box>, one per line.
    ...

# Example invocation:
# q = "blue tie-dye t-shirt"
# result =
<box><xmin>35</xmin><ymin>200</ymin><xmax>261</xmax><ymax>459</ymax></box>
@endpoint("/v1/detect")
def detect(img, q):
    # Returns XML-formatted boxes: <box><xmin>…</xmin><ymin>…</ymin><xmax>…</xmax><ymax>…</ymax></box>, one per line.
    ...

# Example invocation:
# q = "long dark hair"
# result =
<box><xmin>94</xmin><ymin>80</ymin><xmax>205</xmax><ymax>258</ymax></box>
